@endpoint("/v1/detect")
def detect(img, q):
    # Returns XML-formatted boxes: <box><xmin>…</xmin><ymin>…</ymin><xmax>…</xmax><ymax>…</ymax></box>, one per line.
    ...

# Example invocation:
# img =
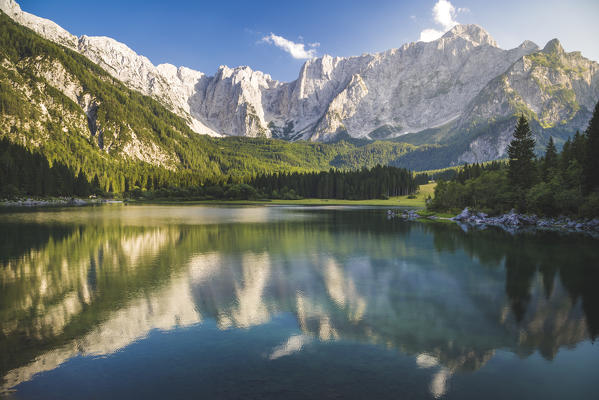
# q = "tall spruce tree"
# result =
<box><xmin>584</xmin><ymin>100</ymin><xmax>599</xmax><ymax>192</ymax></box>
<box><xmin>542</xmin><ymin>136</ymin><xmax>558</xmax><ymax>181</ymax></box>
<box><xmin>507</xmin><ymin>115</ymin><xmax>536</xmax><ymax>206</ymax></box>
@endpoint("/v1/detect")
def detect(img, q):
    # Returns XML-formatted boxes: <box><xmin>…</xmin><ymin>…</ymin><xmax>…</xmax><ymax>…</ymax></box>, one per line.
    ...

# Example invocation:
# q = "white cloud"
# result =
<box><xmin>433</xmin><ymin>0</ymin><xmax>458</xmax><ymax>29</ymax></box>
<box><xmin>418</xmin><ymin>0</ymin><xmax>460</xmax><ymax>42</ymax></box>
<box><xmin>419</xmin><ymin>28</ymin><xmax>445</xmax><ymax>42</ymax></box>
<box><xmin>261</xmin><ymin>33</ymin><xmax>318</xmax><ymax>59</ymax></box>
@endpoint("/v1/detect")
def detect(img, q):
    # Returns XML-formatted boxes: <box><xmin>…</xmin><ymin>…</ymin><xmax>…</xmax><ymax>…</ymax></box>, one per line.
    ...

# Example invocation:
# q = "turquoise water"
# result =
<box><xmin>1</xmin><ymin>205</ymin><xmax>598</xmax><ymax>399</ymax></box>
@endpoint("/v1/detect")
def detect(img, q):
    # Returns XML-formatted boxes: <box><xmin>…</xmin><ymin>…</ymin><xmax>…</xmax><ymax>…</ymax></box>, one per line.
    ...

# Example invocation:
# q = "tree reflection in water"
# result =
<box><xmin>1</xmin><ymin>206</ymin><xmax>598</xmax><ymax>397</ymax></box>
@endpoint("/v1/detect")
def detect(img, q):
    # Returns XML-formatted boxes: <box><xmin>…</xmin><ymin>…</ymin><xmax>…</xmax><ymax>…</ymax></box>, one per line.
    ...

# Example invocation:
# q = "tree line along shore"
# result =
<box><xmin>2</xmin><ymin>98</ymin><xmax>598</xmax><ymax>218</ymax></box>
<box><xmin>427</xmin><ymin>100</ymin><xmax>599</xmax><ymax>218</ymax></box>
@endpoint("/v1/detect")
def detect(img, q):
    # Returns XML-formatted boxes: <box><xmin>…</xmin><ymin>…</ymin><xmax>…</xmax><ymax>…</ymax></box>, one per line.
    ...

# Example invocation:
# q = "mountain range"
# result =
<box><xmin>1</xmin><ymin>0</ymin><xmax>598</xmax><ymax>172</ymax></box>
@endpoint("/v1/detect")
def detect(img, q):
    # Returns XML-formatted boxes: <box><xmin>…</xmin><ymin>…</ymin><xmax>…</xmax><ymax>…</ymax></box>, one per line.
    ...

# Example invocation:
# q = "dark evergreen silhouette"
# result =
<box><xmin>584</xmin><ymin>100</ymin><xmax>599</xmax><ymax>192</ymax></box>
<box><xmin>507</xmin><ymin>115</ymin><xmax>536</xmax><ymax>207</ymax></box>
<box><xmin>0</xmin><ymin>139</ymin><xmax>97</xmax><ymax>197</ymax></box>
<box><xmin>541</xmin><ymin>136</ymin><xmax>558</xmax><ymax>181</ymax></box>
<box><xmin>249</xmin><ymin>165</ymin><xmax>416</xmax><ymax>200</ymax></box>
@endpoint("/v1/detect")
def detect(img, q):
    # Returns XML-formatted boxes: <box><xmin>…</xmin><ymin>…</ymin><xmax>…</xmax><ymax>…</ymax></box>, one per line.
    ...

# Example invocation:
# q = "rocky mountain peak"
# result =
<box><xmin>0</xmin><ymin>0</ymin><xmax>77</xmax><ymax>49</ymax></box>
<box><xmin>214</xmin><ymin>65</ymin><xmax>276</xmax><ymax>86</ymax></box>
<box><xmin>442</xmin><ymin>24</ymin><xmax>498</xmax><ymax>47</ymax></box>
<box><xmin>2</xmin><ymin>0</ymin><xmax>598</xmax><ymax>165</ymax></box>
<box><xmin>517</xmin><ymin>40</ymin><xmax>539</xmax><ymax>52</ymax></box>
<box><xmin>156</xmin><ymin>63</ymin><xmax>204</xmax><ymax>82</ymax></box>
<box><xmin>0</xmin><ymin>0</ymin><xmax>18</xmax><ymax>14</ymax></box>
<box><xmin>542</xmin><ymin>38</ymin><xmax>565</xmax><ymax>55</ymax></box>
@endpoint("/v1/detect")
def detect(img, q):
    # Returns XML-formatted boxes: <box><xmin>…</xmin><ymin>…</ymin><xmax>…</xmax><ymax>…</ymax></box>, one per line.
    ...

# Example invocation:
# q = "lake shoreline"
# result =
<box><xmin>0</xmin><ymin>197</ymin><xmax>123</xmax><ymax>208</ymax></box>
<box><xmin>0</xmin><ymin>183</ymin><xmax>437</xmax><ymax>209</ymax></box>
<box><xmin>1</xmin><ymin>197</ymin><xmax>424</xmax><ymax>208</ymax></box>
<box><xmin>389</xmin><ymin>207</ymin><xmax>599</xmax><ymax>236</ymax></box>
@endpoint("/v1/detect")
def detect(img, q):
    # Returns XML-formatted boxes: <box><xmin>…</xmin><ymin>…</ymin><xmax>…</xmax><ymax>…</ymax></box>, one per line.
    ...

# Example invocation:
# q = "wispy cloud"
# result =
<box><xmin>261</xmin><ymin>33</ymin><xmax>318</xmax><ymax>59</ymax></box>
<box><xmin>418</xmin><ymin>0</ymin><xmax>461</xmax><ymax>42</ymax></box>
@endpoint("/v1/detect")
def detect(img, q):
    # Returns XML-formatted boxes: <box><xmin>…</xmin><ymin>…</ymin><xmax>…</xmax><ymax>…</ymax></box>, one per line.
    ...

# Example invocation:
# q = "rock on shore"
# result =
<box><xmin>388</xmin><ymin>207</ymin><xmax>599</xmax><ymax>236</ymax></box>
<box><xmin>451</xmin><ymin>207</ymin><xmax>599</xmax><ymax>233</ymax></box>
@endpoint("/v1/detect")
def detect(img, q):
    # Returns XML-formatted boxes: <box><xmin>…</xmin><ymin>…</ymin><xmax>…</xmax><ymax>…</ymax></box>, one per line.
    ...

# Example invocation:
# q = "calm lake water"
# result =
<box><xmin>1</xmin><ymin>205</ymin><xmax>598</xmax><ymax>399</ymax></box>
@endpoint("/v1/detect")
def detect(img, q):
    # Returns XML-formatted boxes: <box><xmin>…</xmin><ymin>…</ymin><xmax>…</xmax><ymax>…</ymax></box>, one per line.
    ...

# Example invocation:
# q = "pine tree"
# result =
<box><xmin>507</xmin><ymin>115</ymin><xmax>536</xmax><ymax>207</ymax></box>
<box><xmin>542</xmin><ymin>136</ymin><xmax>558</xmax><ymax>182</ymax></box>
<box><xmin>91</xmin><ymin>174</ymin><xmax>101</xmax><ymax>195</ymax></box>
<box><xmin>584</xmin><ymin>100</ymin><xmax>599</xmax><ymax>192</ymax></box>
<box><xmin>74</xmin><ymin>170</ymin><xmax>89</xmax><ymax>197</ymax></box>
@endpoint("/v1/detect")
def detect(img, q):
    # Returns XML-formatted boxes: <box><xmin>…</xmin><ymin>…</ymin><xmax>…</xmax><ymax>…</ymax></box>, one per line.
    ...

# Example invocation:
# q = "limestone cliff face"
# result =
<box><xmin>458</xmin><ymin>39</ymin><xmax>599</xmax><ymax>162</ymax></box>
<box><xmin>188</xmin><ymin>66</ymin><xmax>282</xmax><ymax>137</ymax></box>
<box><xmin>294</xmin><ymin>27</ymin><xmax>537</xmax><ymax>142</ymax></box>
<box><xmin>3</xmin><ymin>0</ymin><xmax>598</xmax><ymax>162</ymax></box>
<box><xmin>0</xmin><ymin>0</ymin><xmax>78</xmax><ymax>49</ymax></box>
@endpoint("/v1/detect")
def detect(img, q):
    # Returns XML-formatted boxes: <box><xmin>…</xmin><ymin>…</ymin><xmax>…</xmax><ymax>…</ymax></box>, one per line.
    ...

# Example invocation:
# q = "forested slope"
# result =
<box><xmin>0</xmin><ymin>11</ymin><xmax>435</xmax><ymax>196</ymax></box>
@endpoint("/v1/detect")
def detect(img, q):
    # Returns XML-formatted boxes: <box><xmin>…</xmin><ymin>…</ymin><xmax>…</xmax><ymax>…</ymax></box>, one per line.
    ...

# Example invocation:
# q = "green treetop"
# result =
<box><xmin>507</xmin><ymin>115</ymin><xmax>536</xmax><ymax>206</ymax></box>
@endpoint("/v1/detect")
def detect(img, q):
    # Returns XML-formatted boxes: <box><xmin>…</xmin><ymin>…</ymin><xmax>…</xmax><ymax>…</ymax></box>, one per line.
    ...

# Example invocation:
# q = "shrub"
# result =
<box><xmin>224</xmin><ymin>184</ymin><xmax>257</xmax><ymax>200</ymax></box>
<box><xmin>526</xmin><ymin>182</ymin><xmax>557</xmax><ymax>215</ymax></box>
<box><xmin>580</xmin><ymin>192</ymin><xmax>599</xmax><ymax>218</ymax></box>
<box><xmin>204</xmin><ymin>185</ymin><xmax>224</xmax><ymax>199</ymax></box>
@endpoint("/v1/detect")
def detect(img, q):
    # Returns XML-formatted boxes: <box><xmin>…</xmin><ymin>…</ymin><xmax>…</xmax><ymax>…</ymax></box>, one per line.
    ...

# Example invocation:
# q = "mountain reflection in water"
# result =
<box><xmin>1</xmin><ymin>206</ymin><xmax>598</xmax><ymax>399</ymax></box>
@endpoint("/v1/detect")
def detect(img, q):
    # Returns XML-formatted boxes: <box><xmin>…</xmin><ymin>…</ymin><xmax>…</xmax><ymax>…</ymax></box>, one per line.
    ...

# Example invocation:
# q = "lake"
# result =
<box><xmin>1</xmin><ymin>205</ymin><xmax>598</xmax><ymax>399</ymax></box>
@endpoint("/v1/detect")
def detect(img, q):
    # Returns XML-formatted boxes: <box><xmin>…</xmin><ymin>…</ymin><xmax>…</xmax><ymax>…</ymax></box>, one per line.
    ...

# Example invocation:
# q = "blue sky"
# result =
<box><xmin>18</xmin><ymin>0</ymin><xmax>599</xmax><ymax>82</ymax></box>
